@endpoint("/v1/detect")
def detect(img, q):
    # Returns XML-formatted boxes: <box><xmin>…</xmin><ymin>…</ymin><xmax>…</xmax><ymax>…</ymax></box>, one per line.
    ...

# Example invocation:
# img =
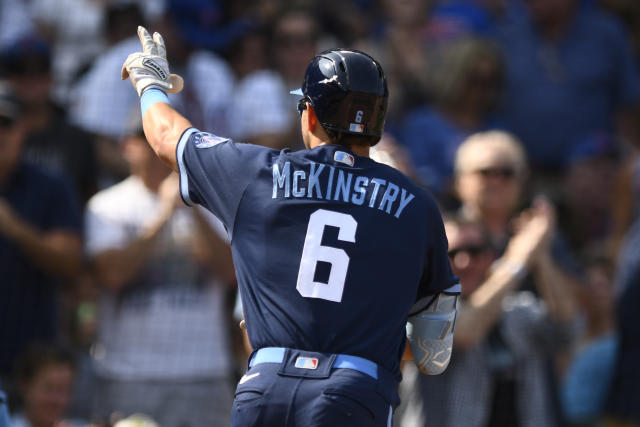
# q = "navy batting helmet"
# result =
<box><xmin>292</xmin><ymin>49</ymin><xmax>388</xmax><ymax>144</ymax></box>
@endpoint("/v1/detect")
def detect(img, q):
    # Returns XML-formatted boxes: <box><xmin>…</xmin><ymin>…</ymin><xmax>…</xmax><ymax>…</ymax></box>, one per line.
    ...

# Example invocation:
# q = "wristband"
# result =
<box><xmin>141</xmin><ymin>88</ymin><xmax>170</xmax><ymax>115</ymax></box>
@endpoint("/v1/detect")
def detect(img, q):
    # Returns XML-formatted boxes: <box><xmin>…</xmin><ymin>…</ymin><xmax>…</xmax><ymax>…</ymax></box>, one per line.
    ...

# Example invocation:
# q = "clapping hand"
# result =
<box><xmin>504</xmin><ymin>196</ymin><xmax>556</xmax><ymax>268</ymax></box>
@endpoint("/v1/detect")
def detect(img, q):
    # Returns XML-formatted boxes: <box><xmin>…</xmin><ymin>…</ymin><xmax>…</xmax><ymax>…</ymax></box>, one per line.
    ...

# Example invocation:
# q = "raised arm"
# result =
<box><xmin>454</xmin><ymin>198</ymin><xmax>562</xmax><ymax>349</ymax></box>
<box><xmin>121</xmin><ymin>26</ymin><xmax>191</xmax><ymax>171</ymax></box>
<box><xmin>142</xmin><ymin>102</ymin><xmax>191</xmax><ymax>171</ymax></box>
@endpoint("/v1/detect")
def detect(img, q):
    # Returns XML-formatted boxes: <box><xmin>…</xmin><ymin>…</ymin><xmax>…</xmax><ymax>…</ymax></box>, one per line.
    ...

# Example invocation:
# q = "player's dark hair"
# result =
<box><xmin>324</xmin><ymin>128</ymin><xmax>379</xmax><ymax>147</ymax></box>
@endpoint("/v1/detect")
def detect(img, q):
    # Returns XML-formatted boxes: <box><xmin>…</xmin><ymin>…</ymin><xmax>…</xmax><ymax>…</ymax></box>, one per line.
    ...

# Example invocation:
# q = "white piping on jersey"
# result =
<box><xmin>176</xmin><ymin>128</ymin><xmax>198</xmax><ymax>206</ymax></box>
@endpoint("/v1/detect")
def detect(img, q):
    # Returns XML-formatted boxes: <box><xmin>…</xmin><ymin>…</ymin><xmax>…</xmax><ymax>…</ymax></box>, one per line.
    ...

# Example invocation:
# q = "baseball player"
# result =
<box><xmin>121</xmin><ymin>26</ymin><xmax>460</xmax><ymax>427</ymax></box>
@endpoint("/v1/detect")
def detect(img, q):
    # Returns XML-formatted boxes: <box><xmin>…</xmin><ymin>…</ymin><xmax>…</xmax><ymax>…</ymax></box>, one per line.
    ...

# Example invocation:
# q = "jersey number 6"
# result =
<box><xmin>296</xmin><ymin>209</ymin><xmax>357</xmax><ymax>302</ymax></box>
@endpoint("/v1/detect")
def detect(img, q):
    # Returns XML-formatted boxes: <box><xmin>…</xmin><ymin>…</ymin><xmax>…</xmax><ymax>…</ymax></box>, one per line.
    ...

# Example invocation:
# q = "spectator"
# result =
<box><xmin>85</xmin><ymin>119</ymin><xmax>237</xmax><ymax>426</ymax></box>
<box><xmin>426</xmin><ymin>0</ymin><xmax>496</xmax><ymax>43</ymax></box>
<box><xmin>493</xmin><ymin>0</ymin><xmax>640</xmax><ymax>183</ymax></box>
<box><xmin>28</xmin><ymin>0</ymin><xmax>105</xmax><ymax>106</ymax></box>
<box><xmin>605</xmin><ymin>214</ymin><xmax>640</xmax><ymax>425</ymax></box>
<box><xmin>68</xmin><ymin>2</ymin><xmax>236</xmax><ymax>185</ymax></box>
<box><xmin>598</xmin><ymin>0</ymin><xmax>640</xmax><ymax>62</ymax></box>
<box><xmin>445</xmin><ymin>130</ymin><xmax>579</xmax><ymax>424</ymax></box>
<box><xmin>0</xmin><ymin>0</ymin><xmax>35</xmax><ymax>50</ymax></box>
<box><xmin>371</xmin><ymin>133</ymin><xmax>420</xmax><ymax>180</ymax></box>
<box><xmin>226</xmin><ymin>28</ymin><xmax>270</xmax><ymax>81</ymax></box>
<box><xmin>1</xmin><ymin>36</ymin><xmax>99</xmax><ymax>204</ymax></box>
<box><xmin>358</xmin><ymin>0</ymin><xmax>500</xmax><ymax>135</ymax></box>
<box><xmin>609</xmin><ymin>150</ymin><xmax>640</xmax><ymax>254</ymax></box>
<box><xmin>315</xmin><ymin>0</ymin><xmax>376</xmax><ymax>46</ymax></box>
<box><xmin>103</xmin><ymin>3</ymin><xmax>152</xmax><ymax>48</ymax></box>
<box><xmin>165</xmin><ymin>0</ymin><xmax>253</xmax><ymax>54</ymax></box>
<box><xmin>228</xmin><ymin>7</ymin><xmax>320</xmax><ymax>149</ymax></box>
<box><xmin>356</xmin><ymin>0</ymin><xmax>434</xmax><ymax>131</ymax></box>
<box><xmin>399</xmin><ymin>207</ymin><xmax>576</xmax><ymax>426</ymax></box>
<box><xmin>400</xmin><ymin>36</ymin><xmax>504</xmax><ymax>203</ymax></box>
<box><xmin>269</xmin><ymin>7</ymin><xmax>321</xmax><ymax>89</ymax></box>
<box><xmin>561</xmin><ymin>247</ymin><xmax>618</xmax><ymax>426</ymax></box>
<box><xmin>29</xmin><ymin>0</ymin><xmax>165</xmax><ymax>105</ymax></box>
<box><xmin>556</xmin><ymin>132</ymin><xmax>622</xmax><ymax>255</ymax></box>
<box><xmin>11</xmin><ymin>343</ymin><xmax>84</xmax><ymax>427</ymax></box>
<box><xmin>0</xmin><ymin>81</ymin><xmax>82</xmax><ymax>404</ymax></box>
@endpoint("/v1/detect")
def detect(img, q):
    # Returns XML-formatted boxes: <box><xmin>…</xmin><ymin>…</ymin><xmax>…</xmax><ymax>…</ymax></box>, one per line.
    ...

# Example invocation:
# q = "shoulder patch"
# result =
<box><xmin>334</xmin><ymin>151</ymin><xmax>354</xmax><ymax>166</ymax></box>
<box><xmin>193</xmin><ymin>133</ymin><xmax>228</xmax><ymax>149</ymax></box>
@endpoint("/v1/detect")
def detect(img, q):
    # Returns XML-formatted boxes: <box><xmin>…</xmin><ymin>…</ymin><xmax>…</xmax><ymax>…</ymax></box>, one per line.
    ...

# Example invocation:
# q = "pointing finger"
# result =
<box><xmin>137</xmin><ymin>26</ymin><xmax>156</xmax><ymax>55</ymax></box>
<box><xmin>153</xmin><ymin>32</ymin><xmax>166</xmax><ymax>58</ymax></box>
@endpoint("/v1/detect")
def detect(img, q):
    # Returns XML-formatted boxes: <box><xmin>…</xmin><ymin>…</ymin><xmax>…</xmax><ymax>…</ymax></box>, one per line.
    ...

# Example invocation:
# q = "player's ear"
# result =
<box><xmin>307</xmin><ymin>104</ymin><xmax>318</xmax><ymax>131</ymax></box>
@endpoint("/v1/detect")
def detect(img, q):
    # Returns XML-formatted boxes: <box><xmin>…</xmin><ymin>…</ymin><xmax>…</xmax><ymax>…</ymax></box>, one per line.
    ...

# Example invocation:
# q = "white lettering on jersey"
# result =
<box><xmin>272</xmin><ymin>162</ymin><xmax>416</xmax><ymax>218</ymax></box>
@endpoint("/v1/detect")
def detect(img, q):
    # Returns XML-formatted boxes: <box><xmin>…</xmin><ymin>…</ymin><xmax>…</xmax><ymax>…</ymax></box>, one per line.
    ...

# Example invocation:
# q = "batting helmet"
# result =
<box><xmin>292</xmin><ymin>49</ymin><xmax>388</xmax><ymax>144</ymax></box>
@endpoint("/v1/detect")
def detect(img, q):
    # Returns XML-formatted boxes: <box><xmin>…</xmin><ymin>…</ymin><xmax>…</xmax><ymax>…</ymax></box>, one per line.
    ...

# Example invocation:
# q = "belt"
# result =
<box><xmin>249</xmin><ymin>347</ymin><xmax>379</xmax><ymax>380</ymax></box>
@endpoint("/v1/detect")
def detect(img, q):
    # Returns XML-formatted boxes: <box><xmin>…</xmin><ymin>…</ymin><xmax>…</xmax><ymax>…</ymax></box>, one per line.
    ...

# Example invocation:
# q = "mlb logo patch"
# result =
<box><xmin>295</xmin><ymin>356</ymin><xmax>319</xmax><ymax>370</ymax></box>
<box><xmin>193</xmin><ymin>133</ymin><xmax>228</xmax><ymax>149</ymax></box>
<box><xmin>349</xmin><ymin>123</ymin><xmax>364</xmax><ymax>133</ymax></box>
<box><xmin>334</xmin><ymin>151</ymin><xmax>355</xmax><ymax>166</ymax></box>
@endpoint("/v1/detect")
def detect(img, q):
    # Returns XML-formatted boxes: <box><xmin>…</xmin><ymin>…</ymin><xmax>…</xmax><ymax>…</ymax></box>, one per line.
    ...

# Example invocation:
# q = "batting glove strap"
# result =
<box><xmin>121</xmin><ymin>26</ymin><xmax>184</xmax><ymax>97</ymax></box>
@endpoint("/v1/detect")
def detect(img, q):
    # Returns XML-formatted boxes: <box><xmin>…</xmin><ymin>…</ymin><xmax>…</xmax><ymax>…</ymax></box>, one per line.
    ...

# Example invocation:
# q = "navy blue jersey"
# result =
<box><xmin>177</xmin><ymin>129</ymin><xmax>459</xmax><ymax>378</ymax></box>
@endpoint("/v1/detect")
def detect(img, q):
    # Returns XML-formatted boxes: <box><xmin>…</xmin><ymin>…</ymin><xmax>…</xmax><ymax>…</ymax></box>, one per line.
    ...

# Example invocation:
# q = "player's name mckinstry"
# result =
<box><xmin>272</xmin><ymin>161</ymin><xmax>415</xmax><ymax>218</ymax></box>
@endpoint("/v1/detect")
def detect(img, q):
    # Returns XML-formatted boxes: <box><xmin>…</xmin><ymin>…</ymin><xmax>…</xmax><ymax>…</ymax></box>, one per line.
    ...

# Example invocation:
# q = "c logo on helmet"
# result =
<box><xmin>355</xmin><ymin>110</ymin><xmax>364</xmax><ymax>123</ymax></box>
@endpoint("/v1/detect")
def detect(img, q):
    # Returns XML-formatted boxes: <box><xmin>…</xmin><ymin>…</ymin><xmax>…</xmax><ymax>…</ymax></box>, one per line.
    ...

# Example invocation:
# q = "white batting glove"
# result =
<box><xmin>121</xmin><ymin>26</ymin><xmax>184</xmax><ymax>96</ymax></box>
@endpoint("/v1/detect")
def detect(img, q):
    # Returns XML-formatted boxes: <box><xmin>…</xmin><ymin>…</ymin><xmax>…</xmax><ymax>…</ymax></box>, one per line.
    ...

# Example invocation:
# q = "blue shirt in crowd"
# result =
<box><xmin>400</xmin><ymin>106</ymin><xmax>502</xmax><ymax>195</ymax></box>
<box><xmin>494</xmin><ymin>7</ymin><xmax>640</xmax><ymax>171</ymax></box>
<box><xmin>562</xmin><ymin>333</ymin><xmax>618</xmax><ymax>423</ymax></box>
<box><xmin>0</xmin><ymin>163</ymin><xmax>81</xmax><ymax>376</ymax></box>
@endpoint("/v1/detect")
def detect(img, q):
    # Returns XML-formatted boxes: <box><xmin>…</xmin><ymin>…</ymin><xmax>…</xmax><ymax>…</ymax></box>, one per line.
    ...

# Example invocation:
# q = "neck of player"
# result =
<box><xmin>304</xmin><ymin>109</ymin><xmax>370</xmax><ymax>158</ymax></box>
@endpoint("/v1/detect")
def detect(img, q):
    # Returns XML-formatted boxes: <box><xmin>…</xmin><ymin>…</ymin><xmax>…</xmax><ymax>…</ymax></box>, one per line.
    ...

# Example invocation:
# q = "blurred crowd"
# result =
<box><xmin>0</xmin><ymin>0</ymin><xmax>639</xmax><ymax>426</ymax></box>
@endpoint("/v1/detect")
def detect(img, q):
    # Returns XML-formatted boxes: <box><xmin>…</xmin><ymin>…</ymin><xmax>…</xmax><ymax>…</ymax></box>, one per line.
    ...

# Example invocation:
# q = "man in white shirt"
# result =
<box><xmin>85</xmin><ymin>120</ymin><xmax>237</xmax><ymax>425</ymax></box>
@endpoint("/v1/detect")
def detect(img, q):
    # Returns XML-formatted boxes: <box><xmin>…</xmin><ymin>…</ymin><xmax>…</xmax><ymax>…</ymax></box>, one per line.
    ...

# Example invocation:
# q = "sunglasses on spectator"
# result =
<box><xmin>448</xmin><ymin>244</ymin><xmax>489</xmax><ymax>259</ymax></box>
<box><xmin>473</xmin><ymin>166</ymin><xmax>517</xmax><ymax>179</ymax></box>
<box><xmin>297</xmin><ymin>98</ymin><xmax>309</xmax><ymax>116</ymax></box>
